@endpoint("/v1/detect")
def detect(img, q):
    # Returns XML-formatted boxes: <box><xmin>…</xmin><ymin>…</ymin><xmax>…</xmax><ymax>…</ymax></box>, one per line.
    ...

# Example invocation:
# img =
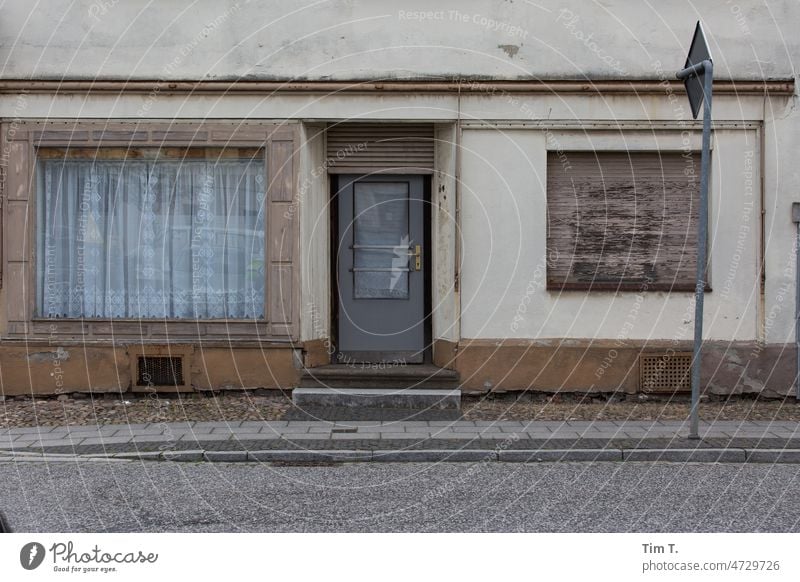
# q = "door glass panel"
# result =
<box><xmin>353</xmin><ymin>182</ymin><xmax>410</xmax><ymax>299</ymax></box>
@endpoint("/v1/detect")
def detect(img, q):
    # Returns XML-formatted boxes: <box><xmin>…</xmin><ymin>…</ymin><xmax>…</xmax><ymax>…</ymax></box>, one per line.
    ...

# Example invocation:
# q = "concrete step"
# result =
<box><xmin>299</xmin><ymin>364</ymin><xmax>460</xmax><ymax>389</ymax></box>
<box><xmin>292</xmin><ymin>388</ymin><xmax>461</xmax><ymax>410</ymax></box>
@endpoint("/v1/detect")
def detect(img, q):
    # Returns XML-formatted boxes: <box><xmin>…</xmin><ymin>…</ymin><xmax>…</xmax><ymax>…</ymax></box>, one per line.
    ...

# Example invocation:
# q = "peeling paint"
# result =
<box><xmin>27</xmin><ymin>348</ymin><xmax>69</xmax><ymax>363</ymax></box>
<box><xmin>498</xmin><ymin>44</ymin><xmax>519</xmax><ymax>58</ymax></box>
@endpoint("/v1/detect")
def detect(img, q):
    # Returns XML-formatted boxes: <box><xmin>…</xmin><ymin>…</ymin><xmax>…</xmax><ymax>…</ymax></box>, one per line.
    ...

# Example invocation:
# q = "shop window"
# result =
<box><xmin>35</xmin><ymin>147</ymin><xmax>266</xmax><ymax>318</ymax></box>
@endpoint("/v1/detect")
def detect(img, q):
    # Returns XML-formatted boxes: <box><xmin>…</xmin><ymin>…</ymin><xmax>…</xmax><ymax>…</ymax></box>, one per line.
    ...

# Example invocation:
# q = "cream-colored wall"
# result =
<box><xmin>459</xmin><ymin>126</ymin><xmax>761</xmax><ymax>341</ymax></box>
<box><xmin>298</xmin><ymin>123</ymin><xmax>330</xmax><ymax>343</ymax></box>
<box><xmin>432</xmin><ymin>124</ymin><xmax>459</xmax><ymax>343</ymax></box>
<box><xmin>763</xmin><ymin>95</ymin><xmax>800</xmax><ymax>344</ymax></box>
<box><xmin>0</xmin><ymin>92</ymin><xmax>769</xmax><ymax>122</ymax></box>
<box><xmin>0</xmin><ymin>0</ymin><xmax>795</xmax><ymax>80</ymax></box>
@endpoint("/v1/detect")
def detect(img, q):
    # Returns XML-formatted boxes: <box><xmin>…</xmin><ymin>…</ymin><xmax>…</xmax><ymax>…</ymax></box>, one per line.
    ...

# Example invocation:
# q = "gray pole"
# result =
<box><xmin>677</xmin><ymin>59</ymin><xmax>713</xmax><ymax>440</ymax></box>
<box><xmin>797</xmin><ymin>220</ymin><xmax>800</xmax><ymax>400</ymax></box>
<box><xmin>794</xmin><ymin>203</ymin><xmax>800</xmax><ymax>400</ymax></box>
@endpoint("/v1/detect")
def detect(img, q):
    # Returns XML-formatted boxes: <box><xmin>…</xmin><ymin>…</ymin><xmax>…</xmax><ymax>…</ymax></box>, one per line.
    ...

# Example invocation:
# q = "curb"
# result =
<box><xmin>499</xmin><ymin>449</ymin><xmax>624</xmax><ymax>462</ymax></box>
<box><xmin>622</xmin><ymin>448</ymin><xmax>747</xmax><ymax>463</ymax></box>
<box><xmin>4</xmin><ymin>448</ymin><xmax>800</xmax><ymax>463</ymax></box>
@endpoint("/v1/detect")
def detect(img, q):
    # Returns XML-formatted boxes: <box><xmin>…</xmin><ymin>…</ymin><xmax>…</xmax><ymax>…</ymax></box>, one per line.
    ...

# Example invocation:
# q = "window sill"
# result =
<box><xmin>21</xmin><ymin>319</ymin><xmax>291</xmax><ymax>341</ymax></box>
<box><xmin>547</xmin><ymin>282</ymin><xmax>712</xmax><ymax>293</ymax></box>
<box><xmin>30</xmin><ymin>318</ymin><xmax>268</xmax><ymax>323</ymax></box>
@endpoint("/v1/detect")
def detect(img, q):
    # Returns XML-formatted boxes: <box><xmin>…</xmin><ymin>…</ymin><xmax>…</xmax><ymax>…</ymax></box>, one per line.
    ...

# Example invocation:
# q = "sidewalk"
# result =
<box><xmin>2</xmin><ymin>419</ymin><xmax>800</xmax><ymax>463</ymax></box>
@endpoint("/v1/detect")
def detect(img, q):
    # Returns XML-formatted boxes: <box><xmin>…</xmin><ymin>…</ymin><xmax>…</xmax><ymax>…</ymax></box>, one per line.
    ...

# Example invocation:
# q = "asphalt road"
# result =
<box><xmin>1</xmin><ymin>460</ymin><xmax>799</xmax><ymax>532</ymax></box>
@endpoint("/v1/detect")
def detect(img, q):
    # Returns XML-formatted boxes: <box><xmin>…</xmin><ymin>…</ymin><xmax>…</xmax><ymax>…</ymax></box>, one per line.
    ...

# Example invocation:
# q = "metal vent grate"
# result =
<box><xmin>137</xmin><ymin>356</ymin><xmax>184</xmax><ymax>387</ymax></box>
<box><xmin>639</xmin><ymin>352</ymin><xmax>692</xmax><ymax>393</ymax></box>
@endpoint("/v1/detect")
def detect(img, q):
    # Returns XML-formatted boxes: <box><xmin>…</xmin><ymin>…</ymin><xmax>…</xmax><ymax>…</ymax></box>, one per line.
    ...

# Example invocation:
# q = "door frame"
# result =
<box><xmin>329</xmin><ymin>174</ymin><xmax>433</xmax><ymax>365</ymax></box>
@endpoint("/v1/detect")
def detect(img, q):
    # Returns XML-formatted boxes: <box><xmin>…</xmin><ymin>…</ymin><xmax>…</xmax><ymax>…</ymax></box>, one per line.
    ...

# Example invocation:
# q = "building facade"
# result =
<box><xmin>0</xmin><ymin>0</ymin><xmax>798</xmax><ymax>397</ymax></box>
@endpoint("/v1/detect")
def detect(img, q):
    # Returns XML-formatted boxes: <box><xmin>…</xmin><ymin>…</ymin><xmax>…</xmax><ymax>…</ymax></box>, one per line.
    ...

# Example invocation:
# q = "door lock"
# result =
<box><xmin>413</xmin><ymin>244</ymin><xmax>422</xmax><ymax>271</ymax></box>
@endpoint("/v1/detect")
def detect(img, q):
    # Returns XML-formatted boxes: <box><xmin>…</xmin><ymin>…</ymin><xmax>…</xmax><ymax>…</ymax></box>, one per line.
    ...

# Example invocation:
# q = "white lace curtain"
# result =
<box><xmin>36</xmin><ymin>157</ymin><xmax>266</xmax><ymax>319</ymax></box>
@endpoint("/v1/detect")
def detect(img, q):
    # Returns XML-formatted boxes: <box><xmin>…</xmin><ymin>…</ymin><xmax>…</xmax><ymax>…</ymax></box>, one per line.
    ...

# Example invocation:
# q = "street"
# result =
<box><xmin>1</xmin><ymin>461</ymin><xmax>798</xmax><ymax>532</ymax></box>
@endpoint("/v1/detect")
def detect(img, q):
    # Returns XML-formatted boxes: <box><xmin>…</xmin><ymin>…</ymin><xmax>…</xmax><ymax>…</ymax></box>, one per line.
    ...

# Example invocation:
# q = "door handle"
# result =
<box><xmin>412</xmin><ymin>244</ymin><xmax>422</xmax><ymax>271</ymax></box>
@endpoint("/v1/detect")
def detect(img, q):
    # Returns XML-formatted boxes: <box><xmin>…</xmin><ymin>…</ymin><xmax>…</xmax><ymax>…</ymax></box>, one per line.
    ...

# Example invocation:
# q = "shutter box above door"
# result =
<box><xmin>325</xmin><ymin>123</ymin><xmax>435</xmax><ymax>174</ymax></box>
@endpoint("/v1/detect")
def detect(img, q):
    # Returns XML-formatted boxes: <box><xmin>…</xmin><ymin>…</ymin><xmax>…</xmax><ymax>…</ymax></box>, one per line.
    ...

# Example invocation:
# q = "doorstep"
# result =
<box><xmin>291</xmin><ymin>387</ymin><xmax>461</xmax><ymax>409</ymax></box>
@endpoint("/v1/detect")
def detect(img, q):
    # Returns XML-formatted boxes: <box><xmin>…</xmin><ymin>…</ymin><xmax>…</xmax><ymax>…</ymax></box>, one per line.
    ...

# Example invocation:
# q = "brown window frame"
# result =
<box><xmin>1</xmin><ymin>121</ymin><xmax>299</xmax><ymax>341</ymax></box>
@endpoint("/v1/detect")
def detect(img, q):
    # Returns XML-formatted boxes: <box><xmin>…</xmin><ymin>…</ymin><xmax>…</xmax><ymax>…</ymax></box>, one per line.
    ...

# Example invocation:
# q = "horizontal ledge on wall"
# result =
<box><xmin>0</xmin><ymin>79</ymin><xmax>793</xmax><ymax>96</ymax></box>
<box><xmin>461</xmin><ymin>121</ymin><xmax>760</xmax><ymax>130</ymax></box>
<box><xmin>0</xmin><ymin>338</ymin><xmax>299</xmax><ymax>348</ymax></box>
<box><xmin>455</xmin><ymin>338</ymin><xmax>731</xmax><ymax>349</ymax></box>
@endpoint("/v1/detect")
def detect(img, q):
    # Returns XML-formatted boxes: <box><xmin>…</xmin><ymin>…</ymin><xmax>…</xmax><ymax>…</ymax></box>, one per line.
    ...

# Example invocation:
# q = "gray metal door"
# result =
<box><xmin>336</xmin><ymin>175</ymin><xmax>425</xmax><ymax>364</ymax></box>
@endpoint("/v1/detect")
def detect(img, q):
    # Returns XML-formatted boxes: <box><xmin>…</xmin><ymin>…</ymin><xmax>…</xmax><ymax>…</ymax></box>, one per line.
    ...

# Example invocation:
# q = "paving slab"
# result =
<box><xmin>116</xmin><ymin>423</ymin><xmax>152</xmax><ymax>431</ymax></box>
<box><xmin>353</xmin><ymin>425</ymin><xmax>407</xmax><ymax>433</ymax></box>
<box><xmin>307</xmin><ymin>426</ymin><xmax>336</xmax><ymax>433</ymax></box>
<box><xmin>230</xmin><ymin>433</ymin><xmax>283</xmax><ymax>441</ymax></box>
<box><xmin>331</xmin><ymin>433</ymin><xmax>380</xmax><ymax>440</ymax></box>
<box><xmin>194</xmin><ymin>421</ymin><xmax>243</xmax><ymax>428</ymax></box>
<box><xmin>130</xmin><ymin>435</ymin><xmax>179</xmax><ymax>444</ymax></box>
<box><xmin>112</xmin><ymin>427</ymin><xmax>170</xmax><ymax>437</ymax></box>
<box><xmin>78</xmin><ymin>436</ymin><xmax>133</xmax><ymax>446</ymax></box>
<box><xmin>254</xmin><ymin>421</ymin><xmax>289</xmax><ymax>429</ymax></box>
<box><xmin>178</xmin><ymin>433</ymin><xmax>233</xmax><ymax>442</ymax></box>
<box><xmin>5</xmin><ymin>427</ymin><xmax>56</xmax><ymax>435</ymax></box>
<box><xmin>10</xmin><ymin>441</ymin><xmax>69</xmax><ymax>450</ymax></box>
<box><xmin>163</xmin><ymin>427</ymin><xmax>215</xmax><ymax>435</ymax></box>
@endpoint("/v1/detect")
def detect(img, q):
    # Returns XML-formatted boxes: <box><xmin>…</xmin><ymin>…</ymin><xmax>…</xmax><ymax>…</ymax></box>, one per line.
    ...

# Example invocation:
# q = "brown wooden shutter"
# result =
<box><xmin>325</xmin><ymin>123</ymin><xmax>434</xmax><ymax>174</ymax></box>
<box><xmin>547</xmin><ymin>151</ymin><xmax>702</xmax><ymax>291</ymax></box>
<box><xmin>267</xmin><ymin>127</ymin><xmax>298</xmax><ymax>338</ymax></box>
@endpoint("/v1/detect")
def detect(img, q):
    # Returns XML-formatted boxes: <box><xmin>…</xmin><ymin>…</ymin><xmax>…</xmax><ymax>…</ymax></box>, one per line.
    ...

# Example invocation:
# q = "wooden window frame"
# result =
<box><xmin>1</xmin><ymin>121</ymin><xmax>299</xmax><ymax>341</ymax></box>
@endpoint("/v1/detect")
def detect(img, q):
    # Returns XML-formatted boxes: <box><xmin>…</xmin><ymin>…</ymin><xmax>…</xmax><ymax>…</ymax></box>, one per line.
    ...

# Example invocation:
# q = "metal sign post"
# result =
<box><xmin>677</xmin><ymin>22</ymin><xmax>713</xmax><ymax>440</ymax></box>
<box><xmin>792</xmin><ymin>203</ymin><xmax>800</xmax><ymax>401</ymax></box>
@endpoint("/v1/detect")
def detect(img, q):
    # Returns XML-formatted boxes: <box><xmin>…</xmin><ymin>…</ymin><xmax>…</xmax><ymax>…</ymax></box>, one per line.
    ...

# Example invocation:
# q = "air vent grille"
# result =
<box><xmin>137</xmin><ymin>356</ymin><xmax>184</xmax><ymax>387</ymax></box>
<box><xmin>639</xmin><ymin>352</ymin><xmax>692</xmax><ymax>394</ymax></box>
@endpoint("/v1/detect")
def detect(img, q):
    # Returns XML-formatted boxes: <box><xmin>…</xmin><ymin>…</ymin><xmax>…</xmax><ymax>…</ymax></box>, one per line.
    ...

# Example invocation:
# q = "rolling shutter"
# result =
<box><xmin>325</xmin><ymin>123</ymin><xmax>434</xmax><ymax>174</ymax></box>
<box><xmin>547</xmin><ymin>151</ymin><xmax>702</xmax><ymax>291</ymax></box>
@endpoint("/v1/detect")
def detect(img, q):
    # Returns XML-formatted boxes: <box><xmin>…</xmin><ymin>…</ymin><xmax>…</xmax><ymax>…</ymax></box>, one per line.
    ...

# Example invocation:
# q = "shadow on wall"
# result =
<box><xmin>0</xmin><ymin>511</ymin><xmax>10</xmax><ymax>532</ymax></box>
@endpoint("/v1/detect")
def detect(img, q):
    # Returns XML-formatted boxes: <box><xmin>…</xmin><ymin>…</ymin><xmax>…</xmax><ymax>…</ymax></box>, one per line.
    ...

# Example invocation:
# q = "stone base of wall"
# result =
<box><xmin>453</xmin><ymin>339</ymin><xmax>797</xmax><ymax>398</ymax></box>
<box><xmin>0</xmin><ymin>343</ymin><xmax>301</xmax><ymax>396</ymax></box>
<box><xmin>3</xmin><ymin>338</ymin><xmax>792</xmax><ymax>398</ymax></box>
<box><xmin>303</xmin><ymin>338</ymin><xmax>333</xmax><ymax>368</ymax></box>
